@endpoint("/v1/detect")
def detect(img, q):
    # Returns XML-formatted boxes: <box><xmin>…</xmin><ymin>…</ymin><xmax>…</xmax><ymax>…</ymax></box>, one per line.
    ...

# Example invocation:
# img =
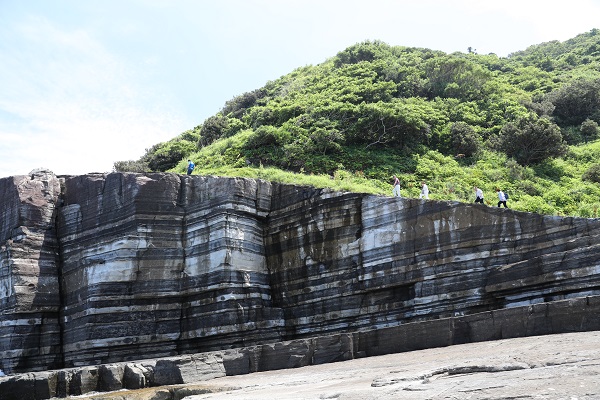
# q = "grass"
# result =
<box><xmin>170</xmin><ymin>134</ymin><xmax>600</xmax><ymax>218</ymax></box>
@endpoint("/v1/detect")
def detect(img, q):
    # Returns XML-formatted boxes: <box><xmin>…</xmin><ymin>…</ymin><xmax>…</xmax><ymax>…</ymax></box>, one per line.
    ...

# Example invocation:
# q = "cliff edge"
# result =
<box><xmin>1</xmin><ymin>170</ymin><xmax>600</xmax><ymax>398</ymax></box>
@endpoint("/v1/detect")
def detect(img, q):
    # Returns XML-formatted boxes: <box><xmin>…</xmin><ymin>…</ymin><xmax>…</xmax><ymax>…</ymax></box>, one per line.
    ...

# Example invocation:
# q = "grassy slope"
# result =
<box><xmin>172</xmin><ymin>134</ymin><xmax>600</xmax><ymax>218</ymax></box>
<box><xmin>134</xmin><ymin>30</ymin><xmax>600</xmax><ymax>218</ymax></box>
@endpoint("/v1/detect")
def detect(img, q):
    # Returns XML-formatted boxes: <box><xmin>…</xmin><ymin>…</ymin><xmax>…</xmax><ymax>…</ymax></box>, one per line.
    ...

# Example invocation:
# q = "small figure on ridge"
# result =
<box><xmin>420</xmin><ymin>181</ymin><xmax>429</xmax><ymax>199</ymax></box>
<box><xmin>496</xmin><ymin>188</ymin><xmax>508</xmax><ymax>208</ymax></box>
<box><xmin>392</xmin><ymin>175</ymin><xmax>401</xmax><ymax>197</ymax></box>
<box><xmin>474</xmin><ymin>186</ymin><xmax>484</xmax><ymax>204</ymax></box>
<box><xmin>187</xmin><ymin>159</ymin><xmax>195</xmax><ymax>175</ymax></box>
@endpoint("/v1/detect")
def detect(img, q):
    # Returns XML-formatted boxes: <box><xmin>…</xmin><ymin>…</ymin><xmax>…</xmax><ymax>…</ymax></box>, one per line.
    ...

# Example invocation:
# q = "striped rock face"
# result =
<box><xmin>2</xmin><ymin>171</ymin><xmax>600</xmax><ymax>374</ymax></box>
<box><xmin>56</xmin><ymin>173</ymin><xmax>284</xmax><ymax>368</ymax></box>
<box><xmin>0</xmin><ymin>169</ymin><xmax>63</xmax><ymax>373</ymax></box>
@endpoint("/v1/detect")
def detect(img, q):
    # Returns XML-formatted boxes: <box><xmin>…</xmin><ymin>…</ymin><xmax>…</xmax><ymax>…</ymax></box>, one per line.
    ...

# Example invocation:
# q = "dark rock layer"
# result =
<box><xmin>1</xmin><ymin>295</ymin><xmax>599</xmax><ymax>400</ymax></box>
<box><xmin>0</xmin><ymin>169</ymin><xmax>62</xmax><ymax>373</ymax></box>
<box><xmin>1</xmin><ymin>171</ymin><xmax>600</xmax><ymax>391</ymax></box>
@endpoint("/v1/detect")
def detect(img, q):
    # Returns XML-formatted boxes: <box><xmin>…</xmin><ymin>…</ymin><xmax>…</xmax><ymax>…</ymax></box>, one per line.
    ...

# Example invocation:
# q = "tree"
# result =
<box><xmin>547</xmin><ymin>78</ymin><xmax>600</xmax><ymax>126</ymax></box>
<box><xmin>449</xmin><ymin>122</ymin><xmax>481</xmax><ymax>157</ymax></box>
<box><xmin>333</xmin><ymin>40</ymin><xmax>391</xmax><ymax>67</ymax></box>
<box><xmin>307</xmin><ymin>127</ymin><xmax>344</xmax><ymax>155</ymax></box>
<box><xmin>244</xmin><ymin>125</ymin><xmax>290</xmax><ymax>149</ymax></box>
<box><xmin>199</xmin><ymin>114</ymin><xmax>229</xmax><ymax>147</ymax></box>
<box><xmin>498</xmin><ymin>115</ymin><xmax>567</xmax><ymax>165</ymax></box>
<box><xmin>583</xmin><ymin>164</ymin><xmax>600</xmax><ymax>183</ymax></box>
<box><xmin>347</xmin><ymin>99</ymin><xmax>438</xmax><ymax>151</ymax></box>
<box><xmin>581</xmin><ymin>118</ymin><xmax>599</xmax><ymax>142</ymax></box>
<box><xmin>422</xmin><ymin>56</ymin><xmax>491</xmax><ymax>101</ymax></box>
<box><xmin>221</xmin><ymin>89</ymin><xmax>266</xmax><ymax>119</ymax></box>
<box><xmin>142</xmin><ymin>140</ymin><xmax>197</xmax><ymax>172</ymax></box>
<box><xmin>525</xmin><ymin>99</ymin><xmax>555</xmax><ymax>118</ymax></box>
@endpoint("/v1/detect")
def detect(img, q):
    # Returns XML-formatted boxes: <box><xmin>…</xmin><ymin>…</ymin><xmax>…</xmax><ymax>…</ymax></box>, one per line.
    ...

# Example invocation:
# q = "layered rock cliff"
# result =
<box><xmin>2</xmin><ymin>170</ymin><xmax>600</xmax><ymax>380</ymax></box>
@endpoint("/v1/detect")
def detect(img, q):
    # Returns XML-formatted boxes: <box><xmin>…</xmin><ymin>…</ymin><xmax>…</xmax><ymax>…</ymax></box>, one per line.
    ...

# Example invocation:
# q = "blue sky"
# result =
<box><xmin>1</xmin><ymin>0</ymin><xmax>599</xmax><ymax>178</ymax></box>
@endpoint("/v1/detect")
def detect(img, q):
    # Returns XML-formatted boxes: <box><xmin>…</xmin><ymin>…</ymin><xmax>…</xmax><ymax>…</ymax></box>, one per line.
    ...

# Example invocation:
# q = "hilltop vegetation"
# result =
<box><xmin>115</xmin><ymin>29</ymin><xmax>600</xmax><ymax>217</ymax></box>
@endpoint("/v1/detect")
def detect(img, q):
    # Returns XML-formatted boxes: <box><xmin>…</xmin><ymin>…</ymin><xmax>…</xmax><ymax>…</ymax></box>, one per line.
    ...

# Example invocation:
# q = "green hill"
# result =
<box><xmin>115</xmin><ymin>29</ymin><xmax>600</xmax><ymax>217</ymax></box>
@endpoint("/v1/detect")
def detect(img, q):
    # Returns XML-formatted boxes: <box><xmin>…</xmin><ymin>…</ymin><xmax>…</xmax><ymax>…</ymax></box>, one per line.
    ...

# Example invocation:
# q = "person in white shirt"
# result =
<box><xmin>496</xmin><ymin>188</ymin><xmax>508</xmax><ymax>208</ymax></box>
<box><xmin>474</xmin><ymin>186</ymin><xmax>484</xmax><ymax>204</ymax></box>
<box><xmin>420</xmin><ymin>181</ymin><xmax>429</xmax><ymax>199</ymax></box>
<box><xmin>392</xmin><ymin>175</ymin><xmax>401</xmax><ymax>197</ymax></box>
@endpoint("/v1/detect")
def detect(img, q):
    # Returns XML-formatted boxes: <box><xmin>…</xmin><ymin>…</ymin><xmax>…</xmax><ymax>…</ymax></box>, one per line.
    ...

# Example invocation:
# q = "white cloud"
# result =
<box><xmin>462</xmin><ymin>0</ymin><xmax>600</xmax><ymax>43</ymax></box>
<box><xmin>0</xmin><ymin>14</ymin><xmax>188</xmax><ymax>178</ymax></box>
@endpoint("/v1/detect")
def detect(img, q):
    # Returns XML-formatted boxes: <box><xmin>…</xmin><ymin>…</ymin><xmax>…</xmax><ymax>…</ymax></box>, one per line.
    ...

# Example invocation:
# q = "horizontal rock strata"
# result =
<box><xmin>0</xmin><ymin>170</ymin><xmax>62</xmax><ymax>373</ymax></box>
<box><xmin>267</xmin><ymin>191</ymin><xmax>600</xmax><ymax>337</ymax></box>
<box><xmin>57</xmin><ymin>174</ymin><xmax>284</xmax><ymax>368</ymax></box>
<box><xmin>1</xmin><ymin>171</ymin><xmax>600</xmax><ymax>388</ymax></box>
<box><xmin>2</xmin><ymin>295</ymin><xmax>599</xmax><ymax>400</ymax></box>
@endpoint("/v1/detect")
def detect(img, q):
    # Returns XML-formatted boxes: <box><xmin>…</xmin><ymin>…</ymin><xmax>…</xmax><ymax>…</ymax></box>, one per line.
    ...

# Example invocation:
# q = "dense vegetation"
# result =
<box><xmin>115</xmin><ymin>29</ymin><xmax>600</xmax><ymax>217</ymax></box>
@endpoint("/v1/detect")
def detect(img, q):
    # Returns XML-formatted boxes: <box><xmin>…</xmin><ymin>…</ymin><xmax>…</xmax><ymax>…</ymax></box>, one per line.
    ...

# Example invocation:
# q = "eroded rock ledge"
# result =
<box><xmin>1</xmin><ymin>170</ymin><xmax>600</xmax><ymax>399</ymax></box>
<box><xmin>2</xmin><ymin>297</ymin><xmax>599</xmax><ymax>400</ymax></box>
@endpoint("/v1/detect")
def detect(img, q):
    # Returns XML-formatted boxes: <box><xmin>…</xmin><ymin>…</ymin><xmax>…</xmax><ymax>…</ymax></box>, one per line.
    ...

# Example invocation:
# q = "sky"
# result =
<box><xmin>1</xmin><ymin>0</ymin><xmax>599</xmax><ymax>178</ymax></box>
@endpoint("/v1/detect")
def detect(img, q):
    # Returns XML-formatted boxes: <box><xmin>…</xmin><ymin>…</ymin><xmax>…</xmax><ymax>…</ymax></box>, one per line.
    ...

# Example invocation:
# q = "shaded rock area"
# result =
<box><xmin>2</xmin><ymin>170</ymin><xmax>600</xmax><ymax>398</ymax></box>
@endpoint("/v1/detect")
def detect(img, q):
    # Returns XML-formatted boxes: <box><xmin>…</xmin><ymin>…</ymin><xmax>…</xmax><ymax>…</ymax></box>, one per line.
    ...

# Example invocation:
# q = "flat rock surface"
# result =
<box><xmin>184</xmin><ymin>331</ymin><xmax>600</xmax><ymax>400</ymax></box>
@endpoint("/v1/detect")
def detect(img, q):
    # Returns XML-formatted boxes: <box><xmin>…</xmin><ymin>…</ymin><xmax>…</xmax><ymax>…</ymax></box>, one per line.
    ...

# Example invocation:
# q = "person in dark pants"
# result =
<box><xmin>474</xmin><ymin>186</ymin><xmax>484</xmax><ymax>204</ymax></box>
<box><xmin>187</xmin><ymin>159</ymin><xmax>195</xmax><ymax>175</ymax></box>
<box><xmin>496</xmin><ymin>188</ymin><xmax>508</xmax><ymax>208</ymax></box>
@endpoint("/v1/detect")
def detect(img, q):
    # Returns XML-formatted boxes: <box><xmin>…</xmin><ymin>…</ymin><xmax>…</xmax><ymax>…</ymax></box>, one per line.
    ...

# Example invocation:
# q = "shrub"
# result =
<box><xmin>577</xmin><ymin>203</ymin><xmax>600</xmax><ymax>218</ymax></box>
<box><xmin>245</xmin><ymin>126</ymin><xmax>289</xmax><ymax>149</ymax></box>
<box><xmin>533</xmin><ymin>160</ymin><xmax>566</xmax><ymax>181</ymax></box>
<box><xmin>516</xmin><ymin>180</ymin><xmax>542</xmax><ymax>196</ymax></box>
<box><xmin>581</xmin><ymin>118</ymin><xmax>600</xmax><ymax>142</ymax></box>
<box><xmin>583</xmin><ymin>163</ymin><xmax>600</xmax><ymax>183</ymax></box>
<box><xmin>199</xmin><ymin>114</ymin><xmax>229</xmax><ymax>147</ymax></box>
<box><xmin>548</xmin><ymin>77</ymin><xmax>600</xmax><ymax>126</ymax></box>
<box><xmin>137</xmin><ymin>139</ymin><xmax>198</xmax><ymax>172</ymax></box>
<box><xmin>178</xmin><ymin>129</ymin><xmax>201</xmax><ymax>143</ymax></box>
<box><xmin>449</xmin><ymin>121</ymin><xmax>482</xmax><ymax>158</ymax></box>
<box><xmin>516</xmin><ymin>195</ymin><xmax>557</xmax><ymax>215</ymax></box>
<box><xmin>543</xmin><ymin>188</ymin><xmax>576</xmax><ymax>210</ymax></box>
<box><xmin>498</xmin><ymin>115</ymin><xmax>567</xmax><ymax>165</ymax></box>
<box><xmin>221</xmin><ymin>89</ymin><xmax>266</xmax><ymax>118</ymax></box>
<box><xmin>113</xmin><ymin>160</ymin><xmax>150</xmax><ymax>173</ymax></box>
<box><xmin>415</xmin><ymin>150</ymin><xmax>463</xmax><ymax>181</ymax></box>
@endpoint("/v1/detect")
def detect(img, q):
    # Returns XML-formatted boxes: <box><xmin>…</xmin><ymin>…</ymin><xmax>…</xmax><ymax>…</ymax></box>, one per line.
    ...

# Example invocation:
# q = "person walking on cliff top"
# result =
<box><xmin>474</xmin><ymin>186</ymin><xmax>484</xmax><ymax>204</ymax></box>
<box><xmin>392</xmin><ymin>175</ymin><xmax>401</xmax><ymax>197</ymax></box>
<box><xmin>496</xmin><ymin>188</ymin><xmax>508</xmax><ymax>208</ymax></box>
<box><xmin>187</xmin><ymin>159</ymin><xmax>195</xmax><ymax>175</ymax></box>
<box><xmin>419</xmin><ymin>181</ymin><xmax>429</xmax><ymax>199</ymax></box>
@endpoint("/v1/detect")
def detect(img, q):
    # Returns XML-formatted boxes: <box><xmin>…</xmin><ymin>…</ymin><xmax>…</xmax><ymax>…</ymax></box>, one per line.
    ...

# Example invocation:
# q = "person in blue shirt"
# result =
<box><xmin>187</xmin><ymin>160</ymin><xmax>195</xmax><ymax>175</ymax></box>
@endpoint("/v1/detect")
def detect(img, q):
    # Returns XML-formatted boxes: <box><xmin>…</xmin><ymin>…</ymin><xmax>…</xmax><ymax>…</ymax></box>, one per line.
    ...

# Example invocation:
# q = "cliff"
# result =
<box><xmin>2</xmin><ymin>170</ymin><xmax>600</xmax><ymax>396</ymax></box>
